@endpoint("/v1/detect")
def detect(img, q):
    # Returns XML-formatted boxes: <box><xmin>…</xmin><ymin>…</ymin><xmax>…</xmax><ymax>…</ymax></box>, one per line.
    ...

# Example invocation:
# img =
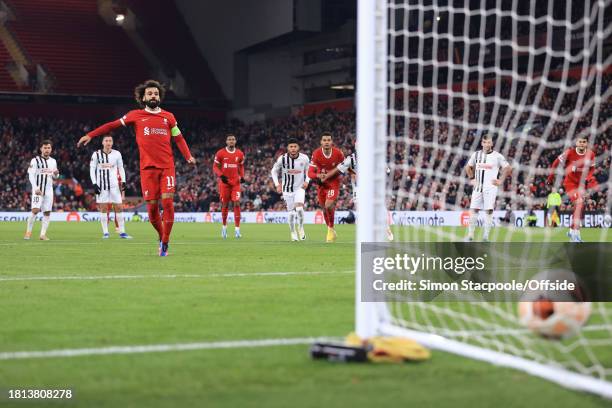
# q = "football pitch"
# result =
<box><xmin>0</xmin><ymin>222</ymin><xmax>610</xmax><ymax>407</ymax></box>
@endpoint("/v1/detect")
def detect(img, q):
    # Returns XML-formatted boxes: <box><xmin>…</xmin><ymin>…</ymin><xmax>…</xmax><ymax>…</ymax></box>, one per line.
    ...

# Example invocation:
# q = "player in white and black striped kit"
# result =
<box><xmin>271</xmin><ymin>139</ymin><xmax>310</xmax><ymax>241</ymax></box>
<box><xmin>465</xmin><ymin>135</ymin><xmax>512</xmax><ymax>241</ymax></box>
<box><xmin>90</xmin><ymin>135</ymin><xmax>131</xmax><ymax>239</ymax></box>
<box><xmin>24</xmin><ymin>140</ymin><xmax>59</xmax><ymax>240</ymax></box>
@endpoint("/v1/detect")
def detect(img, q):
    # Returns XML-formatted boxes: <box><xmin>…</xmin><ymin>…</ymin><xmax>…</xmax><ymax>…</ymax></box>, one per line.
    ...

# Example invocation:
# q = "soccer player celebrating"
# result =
<box><xmin>213</xmin><ymin>134</ymin><xmax>245</xmax><ymax>239</ymax></box>
<box><xmin>89</xmin><ymin>135</ymin><xmax>131</xmax><ymax>239</ymax></box>
<box><xmin>77</xmin><ymin>80</ymin><xmax>196</xmax><ymax>256</ymax></box>
<box><xmin>271</xmin><ymin>139</ymin><xmax>310</xmax><ymax>241</ymax></box>
<box><xmin>308</xmin><ymin>132</ymin><xmax>345</xmax><ymax>242</ymax></box>
<box><xmin>546</xmin><ymin>136</ymin><xmax>597</xmax><ymax>242</ymax></box>
<box><xmin>464</xmin><ymin>135</ymin><xmax>512</xmax><ymax>241</ymax></box>
<box><xmin>25</xmin><ymin>140</ymin><xmax>59</xmax><ymax>240</ymax></box>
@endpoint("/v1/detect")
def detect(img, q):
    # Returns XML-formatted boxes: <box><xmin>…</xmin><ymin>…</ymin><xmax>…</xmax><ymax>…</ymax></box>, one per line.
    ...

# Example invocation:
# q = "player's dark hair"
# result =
<box><xmin>40</xmin><ymin>139</ymin><xmax>52</xmax><ymax>148</ymax></box>
<box><xmin>226</xmin><ymin>133</ymin><xmax>236</xmax><ymax>139</ymax></box>
<box><xmin>482</xmin><ymin>134</ymin><xmax>492</xmax><ymax>141</ymax></box>
<box><xmin>576</xmin><ymin>135</ymin><xmax>588</xmax><ymax>140</ymax></box>
<box><xmin>134</xmin><ymin>79</ymin><xmax>166</xmax><ymax>108</ymax></box>
<box><xmin>102</xmin><ymin>135</ymin><xmax>113</xmax><ymax>140</ymax></box>
<box><xmin>320</xmin><ymin>132</ymin><xmax>333</xmax><ymax>139</ymax></box>
<box><xmin>287</xmin><ymin>138</ymin><xmax>299</xmax><ymax>146</ymax></box>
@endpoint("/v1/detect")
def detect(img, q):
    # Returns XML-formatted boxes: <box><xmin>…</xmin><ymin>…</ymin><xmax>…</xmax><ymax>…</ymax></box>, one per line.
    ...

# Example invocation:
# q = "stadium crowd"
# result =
<box><xmin>0</xmin><ymin>73</ymin><xmax>609</xmax><ymax>213</ymax></box>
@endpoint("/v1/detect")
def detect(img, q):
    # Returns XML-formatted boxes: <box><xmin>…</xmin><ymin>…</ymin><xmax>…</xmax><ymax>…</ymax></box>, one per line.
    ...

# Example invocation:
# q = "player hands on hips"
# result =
<box><xmin>464</xmin><ymin>135</ymin><xmax>512</xmax><ymax>242</ymax></box>
<box><xmin>547</xmin><ymin>136</ymin><xmax>597</xmax><ymax>243</ymax></box>
<box><xmin>25</xmin><ymin>140</ymin><xmax>59</xmax><ymax>241</ymax></box>
<box><xmin>308</xmin><ymin>132</ymin><xmax>345</xmax><ymax>243</ymax></box>
<box><xmin>213</xmin><ymin>134</ymin><xmax>245</xmax><ymax>239</ymax></box>
<box><xmin>89</xmin><ymin>135</ymin><xmax>131</xmax><ymax>239</ymax></box>
<box><xmin>271</xmin><ymin>139</ymin><xmax>310</xmax><ymax>241</ymax></box>
<box><xmin>77</xmin><ymin>80</ymin><xmax>197</xmax><ymax>256</ymax></box>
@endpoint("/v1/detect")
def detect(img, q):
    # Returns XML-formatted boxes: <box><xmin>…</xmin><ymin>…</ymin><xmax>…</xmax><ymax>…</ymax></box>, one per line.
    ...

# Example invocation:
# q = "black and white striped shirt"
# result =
<box><xmin>467</xmin><ymin>150</ymin><xmax>509</xmax><ymax>193</ymax></box>
<box><xmin>28</xmin><ymin>156</ymin><xmax>58</xmax><ymax>194</ymax></box>
<box><xmin>89</xmin><ymin>149</ymin><xmax>126</xmax><ymax>191</ymax></box>
<box><xmin>271</xmin><ymin>152</ymin><xmax>310</xmax><ymax>193</ymax></box>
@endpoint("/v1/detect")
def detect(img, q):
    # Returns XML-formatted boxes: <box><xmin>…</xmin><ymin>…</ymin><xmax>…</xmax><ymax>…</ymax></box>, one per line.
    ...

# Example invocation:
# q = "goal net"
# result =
<box><xmin>356</xmin><ymin>0</ymin><xmax>612</xmax><ymax>398</ymax></box>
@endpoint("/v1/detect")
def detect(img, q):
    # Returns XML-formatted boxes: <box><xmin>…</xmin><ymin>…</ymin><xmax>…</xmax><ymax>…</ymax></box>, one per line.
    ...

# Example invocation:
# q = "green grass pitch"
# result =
<box><xmin>0</xmin><ymin>222</ymin><xmax>610</xmax><ymax>407</ymax></box>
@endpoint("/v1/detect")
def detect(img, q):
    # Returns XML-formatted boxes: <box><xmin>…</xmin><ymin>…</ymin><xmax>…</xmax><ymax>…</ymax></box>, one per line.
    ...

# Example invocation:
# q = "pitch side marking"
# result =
<box><xmin>0</xmin><ymin>337</ymin><xmax>342</xmax><ymax>360</ymax></box>
<box><xmin>0</xmin><ymin>270</ymin><xmax>353</xmax><ymax>282</ymax></box>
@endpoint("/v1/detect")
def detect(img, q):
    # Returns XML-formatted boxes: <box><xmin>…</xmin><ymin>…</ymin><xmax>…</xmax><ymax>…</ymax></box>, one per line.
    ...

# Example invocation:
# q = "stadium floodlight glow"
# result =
<box><xmin>115</xmin><ymin>14</ymin><xmax>125</xmax><ymax>24</ymax></box>
<box><xmin>356</xmin><ymin>0</ymin><xmax>612</xmax><ymax>399</ymax></box>
<box><xmin>330</xmin><ymin>84</ymin><xmax>355</xmax><ymax>90</ymax></box>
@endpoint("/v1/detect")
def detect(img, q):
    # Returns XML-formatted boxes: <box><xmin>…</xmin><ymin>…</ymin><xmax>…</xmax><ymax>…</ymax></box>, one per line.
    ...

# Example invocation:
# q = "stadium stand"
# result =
<box><xmin>4</xmin><ymin>0</ymin><xmax>150</xmax><ymax>95</ymax></box>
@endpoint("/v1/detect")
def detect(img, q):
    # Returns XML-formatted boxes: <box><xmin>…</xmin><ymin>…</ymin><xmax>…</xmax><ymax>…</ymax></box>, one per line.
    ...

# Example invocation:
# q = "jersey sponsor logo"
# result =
<box><xmin>475</xmin><ymin>163</ymin><xmax>493</xmax><ymax>170</ymax></box>
<box><xmin>99</xmin><ymin>163</ymin><xmax>114</xmax><ymax>169</ymax></box>
<box><xmin>287</xmin><ymin>169</ymin><xmax>302</xmax><ymax>175</ymax></box>
<box><xmin>39</xmin><ymin>168</ymin><xmax>55</xmax><ymax>174</ymax></box>
<box><xmin>143</xmin><ymin>127</ymin><xmax>169</xmax><ymax>136</ymax></box>
<box><xmin>224</xmin><ymin>163</ymin><xmax>238</xmax><ymax>168</ymax></box>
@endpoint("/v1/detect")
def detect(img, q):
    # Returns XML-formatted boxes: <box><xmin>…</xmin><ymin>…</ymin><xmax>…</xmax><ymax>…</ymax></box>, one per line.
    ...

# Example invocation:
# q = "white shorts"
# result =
<box><xmin>470</xmin><ymin>188</ymin><xmax>498</xmax><ymax>210</ymax></box>
<box><xmin>96</xmin><ymin>187</ymin><xmax>122</xmax><ymax>204</ymax></box>
<box><xmin>282</xmin><ymin>188</ymin><xmax>305</xmax><ymax>211</ymax></box>
<box><xmin>31</xmin><ymin>193</ymin><xmax>53</xmax><ymax>212</ymax></box>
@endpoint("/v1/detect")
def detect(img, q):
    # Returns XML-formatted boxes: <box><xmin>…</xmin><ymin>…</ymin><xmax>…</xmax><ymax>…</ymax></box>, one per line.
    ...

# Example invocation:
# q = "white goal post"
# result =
<box><xmin>356</xmin><ymin>0</ymin><xmax>612</xmax><ymax>398</ymax></box>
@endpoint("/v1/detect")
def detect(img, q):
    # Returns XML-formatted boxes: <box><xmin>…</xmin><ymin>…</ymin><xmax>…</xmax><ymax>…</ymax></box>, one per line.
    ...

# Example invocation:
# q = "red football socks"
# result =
<box><xmin>222</xmin><ymin>206</ymin><xmax>229</xmax><ymax>226</ymax></box>
<box><xmin>234</xmin><ymin>205</ymin><xmax>241</xmax><ymax>227</ymax></box>
<box><xmin>161</xmin><ymin>197</ymin><xmax>174</xmax><ymax>244</ymax></box>
<box><xmin>146</xmin><ymin>201</ymin><xmax>163</xmax><ymax>241</ymax></box>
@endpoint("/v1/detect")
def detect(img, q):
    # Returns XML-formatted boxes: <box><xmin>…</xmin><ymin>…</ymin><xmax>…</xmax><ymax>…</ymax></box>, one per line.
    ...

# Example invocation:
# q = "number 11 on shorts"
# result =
<box><xmin>166</xmin><ymin>176</ymin><xmax>175</xmax><ymax>188</ymax></box>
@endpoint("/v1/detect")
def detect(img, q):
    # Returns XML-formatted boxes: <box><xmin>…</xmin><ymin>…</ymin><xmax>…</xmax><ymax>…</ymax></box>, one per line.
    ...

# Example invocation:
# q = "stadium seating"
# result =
<box><xmin>5</xmin><ymin>0</ymin><xmax>150</xmax><ymax>95</ymax></box>
<box><xmin>0</xmin><ymin>41</ymin><xmax>20</xmax><ymax>91</ymax></box>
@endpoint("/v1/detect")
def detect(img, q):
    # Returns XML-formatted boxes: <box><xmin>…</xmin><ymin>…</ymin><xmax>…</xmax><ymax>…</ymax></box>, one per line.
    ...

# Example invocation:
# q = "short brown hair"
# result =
<box><xmin>320</xmin><ymin>131</ymin><xmax>333</xmax><ymax>139</ymax></box>
<box><xmin>40</xmin><ymin>139</ymin><xmax>52</xmax><ymax>148</ymax></box>
<box><xmin>134</xmin><ymin>79</ymin><xmax>166</xmax><ymax>108</ymax></box>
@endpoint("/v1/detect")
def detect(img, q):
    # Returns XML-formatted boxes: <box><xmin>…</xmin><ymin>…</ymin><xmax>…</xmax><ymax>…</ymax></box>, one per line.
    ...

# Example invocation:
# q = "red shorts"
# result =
<box><xmin>140</xmin><ymin>167</ymin><xmax>176</xmax><ymax>201</ymax></box>
<box><xmin>218</xmin><ymin>183</ymin><xmax>241</xmax><ymax>203</ymax></box>
<box><xmin>564</xmin><ymin>179</ymin><xmax>597</xmax><ymax>203</ymax></box>
<box><xmin>317</xmin><ymin>183</ymin><xmax>340</xmax><ymax>206</ymax></box>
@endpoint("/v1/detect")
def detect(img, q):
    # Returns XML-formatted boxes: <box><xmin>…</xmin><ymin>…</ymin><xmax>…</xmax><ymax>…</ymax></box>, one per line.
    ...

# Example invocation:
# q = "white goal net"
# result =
<box><xmin>356</xmin><ymin>0</ymin><xmax>612</xmax><ymax>398</ymax></box>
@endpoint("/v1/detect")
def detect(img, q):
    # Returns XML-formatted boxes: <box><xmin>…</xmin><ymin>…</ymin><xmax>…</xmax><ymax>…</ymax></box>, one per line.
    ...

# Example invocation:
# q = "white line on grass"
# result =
<box><xmin>0</xmin><ymin>270</ymin><xmax>353</xmax><ymax>282</ymax></box>
<box><xmin>0</xmin><ymin>337</ymin><xmax>341</xmax><ymax>361</ymax></box>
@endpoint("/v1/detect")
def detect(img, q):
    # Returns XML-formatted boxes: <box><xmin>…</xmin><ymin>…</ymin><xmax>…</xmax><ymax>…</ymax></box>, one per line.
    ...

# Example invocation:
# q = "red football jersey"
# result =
<box><xmin>550</xmin><ymin>148</ymin><xmax>596</xmax><ymax>187</ymax></box>
<box><xmin>120</xmin><ymin>109</ymin><xmax>177</xmax><ymax>170</ymax></box>
<box><xmin>213</xmin><ymin>147</ymin><xmax>245</xmax><ymax>186</ymax></box>
<box><xmin>87</xmin><ymin>108</ymin><xmax>190</xmax><ymax>170</ymax></box>
<box><xmin>308</xmin><ymin>147</ymin><xmax>345</xmax><ymax>188</ymax></box>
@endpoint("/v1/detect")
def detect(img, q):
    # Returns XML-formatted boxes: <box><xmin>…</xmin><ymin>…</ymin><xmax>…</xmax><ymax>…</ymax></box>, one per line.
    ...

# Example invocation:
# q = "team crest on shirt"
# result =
<box><xmin>163</xmin><ymin>118</ymin><xmax>168</xmax><ymax>124</ymax></box>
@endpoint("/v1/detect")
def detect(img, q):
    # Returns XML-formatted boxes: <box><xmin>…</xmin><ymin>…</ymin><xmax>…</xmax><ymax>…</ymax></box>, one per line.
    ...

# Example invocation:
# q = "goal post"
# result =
<box><xmin>356</xmin><ymin>0</ymin><xmax>612</xmax><ymax>398</ymax></box>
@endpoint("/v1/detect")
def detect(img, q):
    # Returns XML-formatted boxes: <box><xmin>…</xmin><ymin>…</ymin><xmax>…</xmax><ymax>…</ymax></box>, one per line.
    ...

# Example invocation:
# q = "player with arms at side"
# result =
<box><xmin>213</xmin><ymin>134</ymin><xmax>245</xmax><ymax>239</ymax></box>
<box><xmin>24</xmin><ymin>140</ymin><xmax>59</xmax><ymax>240</ymax></box>
<box><xmin>90</xmin><ymin>135</ymin><xmax>131</xmax><ymax>239</ymax></box>
<box><xmin>546</xmin><ymin>136</ymin><xmax>597</xmax><ymax>242</ymax></box>
<box><xmin>322</xmin><ymin>150</ymin><xmax>394</xmax><ymax>241</ymax></box>
<box><xmin>464</xmin><ymin>135</ymin><xmax>512</xmax><ymax>241</ymax></box>
<box><xmin>77</xmin><ymin>80</ymin><xmax>196</xmax><ymax>256</ymax></box>
<box><xmin>271</xmin><ymin>139</ymin><xmax>310</xmax><ymax>241</ymax></box>
<box><xmin>308</xmin><ymin>132</ymin><xmax>344</xmax><ymax>242</ymax></box>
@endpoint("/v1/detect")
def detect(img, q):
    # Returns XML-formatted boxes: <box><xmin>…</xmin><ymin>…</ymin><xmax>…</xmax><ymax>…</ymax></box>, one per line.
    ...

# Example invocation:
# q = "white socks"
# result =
<box><xmin>296</xmin><ymin>207</ymin><xmax>304</xmax><ymax>230</ymax></box>
<box><xmin>467</xmin><ymin>212</ymin><xmax>477</xmax><ymax>239</ymax></box>
<box><xmin>288</xmin><ymin>210</ymin><xmax>297</xmax><ymax>233</ymax></box>
<box><xmin>26</xmin><ymin>213</ymin><xmax>36</xmax><ymax>233</ymax></box>
<box><xmin>483</xmin><ymin>212</ymin><xmax>493</xmax><ymax>238</ymax></box>
<box><xmin>40</xmin><ymin>215</ymin><xmax>50</xmax><ymax>236</ymax></box>
<box><xmin>116</xmin><ymin>212</ymin><xmax>125</xmax><ymax>233</ymax></box>
<box><xmin>100</xmin><ymin>212</ymin><xmax>109</xmax><ymax>234</ymax></box>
